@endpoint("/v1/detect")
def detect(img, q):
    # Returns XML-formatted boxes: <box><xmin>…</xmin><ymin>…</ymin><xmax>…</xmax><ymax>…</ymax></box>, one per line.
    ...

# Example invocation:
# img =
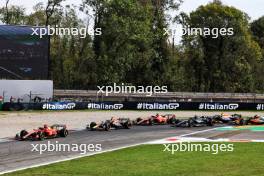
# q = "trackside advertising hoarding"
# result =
<box><xmin>2</xmin><ymin>102</ymin><xmax>264</xmax><ymax>111</ymax></box>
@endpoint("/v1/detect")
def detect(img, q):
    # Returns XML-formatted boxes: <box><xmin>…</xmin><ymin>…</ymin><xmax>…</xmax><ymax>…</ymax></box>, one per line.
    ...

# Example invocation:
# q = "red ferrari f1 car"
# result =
<box><xmin>15</xmin><ymin>124</ymin><xmax>69</xmax><ymax>141</ymax></box>
<box><xmin>133</xmin><ymin>114</ymin><xmax>177</xmax><ymax>125</ymax></box>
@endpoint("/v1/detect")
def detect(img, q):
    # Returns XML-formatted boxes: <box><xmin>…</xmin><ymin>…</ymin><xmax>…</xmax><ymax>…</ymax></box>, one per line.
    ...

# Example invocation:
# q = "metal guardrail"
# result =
<box><xmin>2</xmin><ymin>89</ymin><xmax>264</xmax><ymax>103</ymax></box>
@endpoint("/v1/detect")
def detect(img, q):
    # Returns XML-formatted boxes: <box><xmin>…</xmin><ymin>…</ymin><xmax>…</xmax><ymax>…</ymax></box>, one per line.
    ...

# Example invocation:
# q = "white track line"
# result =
<box><xmin>0</xmin><ymin>142</ymin><xmax>145</xmax><ymax>175</ymax></box>
<box><xmin>0</xmin><ymin>138</ymin><xmax>13</xmax><ymax>143</ymax></box>
<box><xmin>147</xmin><ymin>127</ymin><xmax>220</xmax><ymax>144</ymax></box>
<box><xmin>148</xmin><ymin>127</ymin><xmax>264</xmax><ymax>144</ymax></box>
<box><xmin>179</xmin><ymin>127</ymin><xmax>219</xmax><ymax>137</ymax></box>
<box><xmin>0</xmin><ymin>127</ymin><xmax>232</xmax><ymax>175</ymax></box>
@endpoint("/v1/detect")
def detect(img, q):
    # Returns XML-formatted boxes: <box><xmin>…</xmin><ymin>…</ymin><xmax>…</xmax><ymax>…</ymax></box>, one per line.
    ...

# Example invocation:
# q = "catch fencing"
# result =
<box><xmin>54</xmin><ymin>90</ymin><xmax>264</xmax><ymax>103</ymax></box>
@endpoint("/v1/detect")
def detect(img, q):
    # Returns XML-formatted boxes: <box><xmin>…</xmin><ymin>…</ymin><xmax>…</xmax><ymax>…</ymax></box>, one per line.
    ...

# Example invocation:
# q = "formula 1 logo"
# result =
<box><xmin>42</xmin><ymin>102</ymin><xmax>76</xmax><ymax>110</ymax></box>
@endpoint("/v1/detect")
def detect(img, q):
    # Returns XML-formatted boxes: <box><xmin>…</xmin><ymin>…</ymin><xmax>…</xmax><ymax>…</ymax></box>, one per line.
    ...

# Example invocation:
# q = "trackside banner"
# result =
<box><xmin>2</xmin><ymin>102</ymin><xmax>264</xmax><ymax>111</ymax></box>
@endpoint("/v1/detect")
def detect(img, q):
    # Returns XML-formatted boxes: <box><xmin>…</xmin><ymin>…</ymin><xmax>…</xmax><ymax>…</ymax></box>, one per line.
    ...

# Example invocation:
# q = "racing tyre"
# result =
<box><xmin>148</xmin><ymin>119</ymin><xmax>154</xmax><ymax>126</ymax></box>
<box><xmin>123</xmin><ymin>122</ymin><xmax>130</xmax><ymax>129</ymax></box>
<box><xmin>89</xmin><ymin>122</ymin><xmax>97</xmax><ymax>131</ymax></box>
<box><xmin>104</xmin><ymin>123</ymin><xmax>111</xmax><ymax>131</ymax></box>
<box><xmin>20</xmin><ymin>130</ymin><xmax>28</xmax><ymax>140</ymax></box>
<box><xmin>128</xmin><ymin>121</ymin><xmax>132</xmax><ymax>128</ymax></box>
<box><xmin>207</xmin><ymin>118</ymin><xmax>214</xmax><ymax>126</ymax></box>
<box><xmin>187</xmin><ymin>120</ymin><xmax>192</xmax><ymax>128</ymax></box>
<box><xmin>239</xmin><ymin>119</ymin><xmax>245</xmax><ymax>126</ymax></box>
<box><xmin>38</xmin><ymin>131</ymin><xmax>45</xmax><ymax>141</ymax></box>
<box><xmin>133</xmin><ymin>118</ymin><xmax>142</xmax><ymax>125</ymax></box>
<box><xmin>169</xmin><ymin>117</ymin><xmax>178</xmax><ymax>124</ymax></box>
<box><xmin>173</xmin><ymin>119</ymin><xmax>180</xmax><ymax>125</ymax></box>
<box><xmin>245</xmin><ymin>119</ymin><xmax>250</xmax><ymax>125</ymax></box>
<box><xmin>60</xmin><ymin>129</ymin><xmax>69</xmax><ymax>137</ymax></box>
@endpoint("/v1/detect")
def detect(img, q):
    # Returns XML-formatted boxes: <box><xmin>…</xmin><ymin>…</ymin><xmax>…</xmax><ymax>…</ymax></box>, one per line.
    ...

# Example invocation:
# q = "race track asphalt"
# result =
<box><xmin>0</xmin><ymin>125</ymin><xmax>212</xmax><ymax>173</ymax></box>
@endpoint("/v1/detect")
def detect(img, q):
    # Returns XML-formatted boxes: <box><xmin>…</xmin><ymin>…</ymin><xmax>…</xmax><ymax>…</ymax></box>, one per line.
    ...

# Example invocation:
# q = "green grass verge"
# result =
<box><xmin>4</xmin><ymin>143</ymin><xmax>264</xmax><ymax>176</ymax></box>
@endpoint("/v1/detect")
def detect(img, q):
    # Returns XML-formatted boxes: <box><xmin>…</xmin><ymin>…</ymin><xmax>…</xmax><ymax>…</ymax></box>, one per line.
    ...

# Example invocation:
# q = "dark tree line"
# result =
<box><xmin>1</xmin><ymin>0</ymin><xmax>264</xmax><ymax>93</ymax></box>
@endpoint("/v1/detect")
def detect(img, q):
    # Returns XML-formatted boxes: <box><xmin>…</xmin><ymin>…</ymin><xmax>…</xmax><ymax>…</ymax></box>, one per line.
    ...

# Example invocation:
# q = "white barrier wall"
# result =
<box><xmin>0</xmin><ymin>80</ymin><xmax>53</xmax><ymax>102</ymax></box>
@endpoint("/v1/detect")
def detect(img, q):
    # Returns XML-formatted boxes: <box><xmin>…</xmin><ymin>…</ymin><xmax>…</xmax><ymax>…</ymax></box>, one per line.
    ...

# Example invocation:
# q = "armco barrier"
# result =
<box><xmin>2</xmin><ymin>102</ymin><xmax>264</xmax><ymax>111</ymax></box>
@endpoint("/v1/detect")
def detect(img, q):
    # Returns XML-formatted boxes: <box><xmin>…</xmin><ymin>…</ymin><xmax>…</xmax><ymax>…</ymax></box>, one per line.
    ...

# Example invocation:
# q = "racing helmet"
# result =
<box><xmin>111</xmin><ymin>116</ymin><xmax>117</xmax><ymax>121</ymax></box>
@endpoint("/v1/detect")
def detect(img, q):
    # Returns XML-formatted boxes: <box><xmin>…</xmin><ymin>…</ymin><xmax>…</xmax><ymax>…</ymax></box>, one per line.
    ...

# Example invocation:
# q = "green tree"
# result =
<box><xmin>25</xmin><ymin>2</ymin><xmax>96</xmax><ymax>89</ymax></box>
<box><xmin>251</xmin><ymin>16</ymin><xmax>264</xmax><ymax>92</ymax></box>
<box><xmin>26</xmin><ymin>3</ymin><xmax>46</xmax><ymax>26</ymax></box>
<box><xmin>0</xmin><ymin>5</ymin><xmax>26</xmax><ymax>25</ymax></box>
<box><xmin>84</xmin><ymin>0</ymin><xmax>155</xmax><ymax>86</ymax></box>
<box><xmin>45</xmin><ymin>0</ymin><xmax>65</xmax><ymax>26</ymax></box>
<box><xmin>181</xmin><ymin>1</ymin><xmax>262</xmax><ymax>92</ymax></box>
<box><xmin>251</xmin><ymin>16</ymin><xmax>264</xmax><ymax>57</ymax></box>
<box><xmin>48</xmin><ymin>5</ymin><xmax>96</xmax><ymax>89</ymax></box>
<box><xmin>84</xmin><ymin>0</ymin><xmax>182</xmax><ymax>88</ymax></box>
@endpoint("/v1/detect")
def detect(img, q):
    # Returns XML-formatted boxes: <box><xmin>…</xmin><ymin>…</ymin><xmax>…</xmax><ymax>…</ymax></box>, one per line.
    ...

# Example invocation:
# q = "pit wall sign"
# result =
<box><xmin>2</xmin><ymin>102</ymin><xmax>264</xmax><ymax>111</ymax></box>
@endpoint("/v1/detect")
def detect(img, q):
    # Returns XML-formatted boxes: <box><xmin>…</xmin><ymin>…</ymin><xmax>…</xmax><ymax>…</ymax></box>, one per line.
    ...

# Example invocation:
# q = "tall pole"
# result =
<box><xmin>2</xmin><ymin>91</ymin><xmax>6</xmax><ymax>102</ymax></box>
<box><xmin>29</xmin><ymin>91</ymin><xmax>32</xmax><ymax>103</ymax></box>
